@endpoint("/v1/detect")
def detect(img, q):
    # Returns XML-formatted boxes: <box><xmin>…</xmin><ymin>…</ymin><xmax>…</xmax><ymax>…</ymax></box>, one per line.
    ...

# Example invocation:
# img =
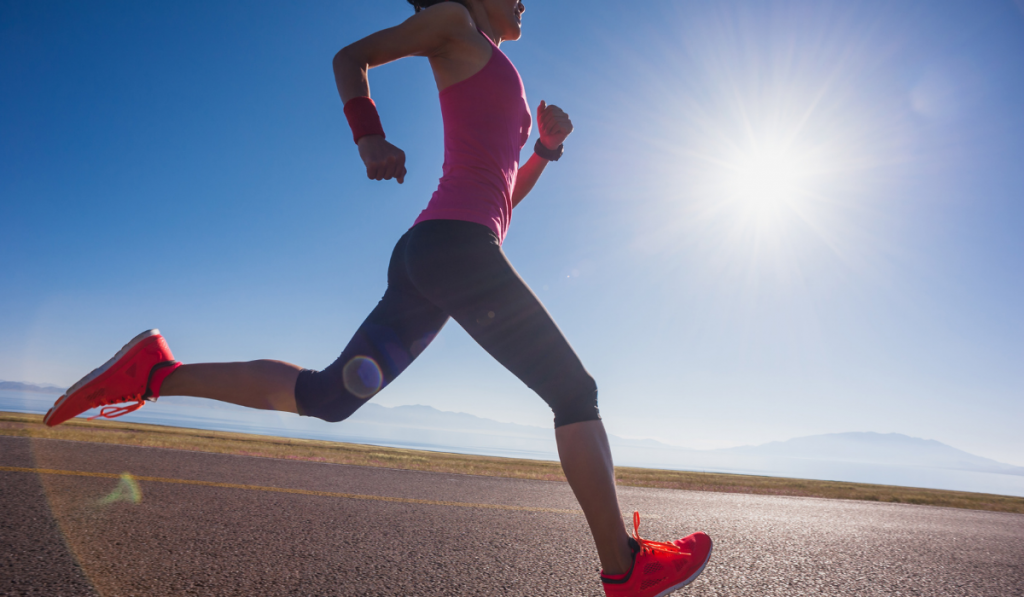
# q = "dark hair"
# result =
<box><xmin>407</xmin><ymin>0</ymin><xmax>468</xmax><ymax>13</ymax></box>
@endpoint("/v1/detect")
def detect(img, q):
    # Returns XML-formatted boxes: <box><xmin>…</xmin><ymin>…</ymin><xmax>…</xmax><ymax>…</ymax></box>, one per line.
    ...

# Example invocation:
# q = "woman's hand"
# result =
<box><xmin>357</xmin><ymin>135</ymin><xmax>407</xmax><ymax>184</ymax></box>
<box><xmin>537</xmin><ymin>100</ymin><xmax>573</xmax><ymax>150</ymax></box>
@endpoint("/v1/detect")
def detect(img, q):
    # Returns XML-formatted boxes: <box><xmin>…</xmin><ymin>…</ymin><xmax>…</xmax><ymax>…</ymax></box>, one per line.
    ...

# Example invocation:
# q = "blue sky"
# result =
<box><xmin>2</xmin><ymin>0</ymin><xmax>1022</xmax><ymax>465</ymax></box>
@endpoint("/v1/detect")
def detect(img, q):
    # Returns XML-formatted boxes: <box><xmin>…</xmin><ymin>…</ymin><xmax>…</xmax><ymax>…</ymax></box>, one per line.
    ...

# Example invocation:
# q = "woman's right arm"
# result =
<box><xmin>334</xmin><ymin>4</ymin><xmax>471</xmax><ymax>183</ymax></box>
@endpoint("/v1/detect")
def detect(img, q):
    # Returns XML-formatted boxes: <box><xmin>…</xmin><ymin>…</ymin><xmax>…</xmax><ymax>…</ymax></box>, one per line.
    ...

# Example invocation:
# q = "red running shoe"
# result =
<box><xmin>43</xmin><ymin>330</ymin><xmax>180</xmax><ymax>427</ymax></box>
<box><xmin>602</xmin><ymin>512</ymin><xmax>712</xmax><ymax>597</ymax></box>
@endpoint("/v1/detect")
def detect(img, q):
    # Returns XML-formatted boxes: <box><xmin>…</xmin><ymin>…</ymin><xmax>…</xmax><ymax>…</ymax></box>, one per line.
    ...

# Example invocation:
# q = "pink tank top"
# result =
<box><xmin>412</xmin><ymin>30</ymin><xmax>532</xmax><ymax>244</ymax></box>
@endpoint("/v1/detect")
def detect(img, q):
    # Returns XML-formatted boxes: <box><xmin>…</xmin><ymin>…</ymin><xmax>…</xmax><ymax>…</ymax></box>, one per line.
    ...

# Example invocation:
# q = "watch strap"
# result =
<box><xmin>534</xmin><ymin>138</ymin><xmax>564</xmax><ymax>161</ymax></box>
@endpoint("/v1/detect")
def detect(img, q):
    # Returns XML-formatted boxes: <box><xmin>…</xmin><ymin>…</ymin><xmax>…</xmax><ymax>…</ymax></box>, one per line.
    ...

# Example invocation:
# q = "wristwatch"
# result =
<box><xmin>534</xmin><ymin>138</ymin><xmax>564</xmax><ymax>162</ymax></box>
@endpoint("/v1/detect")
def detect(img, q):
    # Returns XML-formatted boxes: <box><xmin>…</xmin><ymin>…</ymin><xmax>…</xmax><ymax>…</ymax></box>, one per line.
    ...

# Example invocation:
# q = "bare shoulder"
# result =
<box><xmin>413</xmin><ymin>2</ymin><xmax>478</xmax><ymax>44</ymax></box>
<box><xmin>340</xmin><ymin>2</ymin><xmax>480</xmax><ymax>67</ymax></box>
<box><xmin>415</xmin><ymin>3</ymin><xmax>491</xmax><ymax>90</ymax></box>
<box><xmin>408</xmin><ymin>2</ymin><xmax>491</xmax><ymax>88</ymax></box>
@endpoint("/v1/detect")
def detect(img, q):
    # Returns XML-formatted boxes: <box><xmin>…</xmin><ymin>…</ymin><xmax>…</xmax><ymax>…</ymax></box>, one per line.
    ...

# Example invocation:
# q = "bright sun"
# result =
<box><xmin>726</xmin><ymin>143</ymin><xmax>811</xmax><ymax>215</ymax></box>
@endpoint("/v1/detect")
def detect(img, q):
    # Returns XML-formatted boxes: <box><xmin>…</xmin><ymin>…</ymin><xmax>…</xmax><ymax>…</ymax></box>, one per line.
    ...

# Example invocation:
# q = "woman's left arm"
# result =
<box><xmin>512</xmin><ymin>101</ymin><xmax>573</xmax><ymax>208</ymax></box>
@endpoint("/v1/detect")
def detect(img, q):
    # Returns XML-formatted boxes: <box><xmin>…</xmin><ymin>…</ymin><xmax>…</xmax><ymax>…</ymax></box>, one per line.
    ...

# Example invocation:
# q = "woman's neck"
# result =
<box><xmin>466</xmin><ymin>4</ymin><xmax>500</xmax><ymax>46</ymax></box>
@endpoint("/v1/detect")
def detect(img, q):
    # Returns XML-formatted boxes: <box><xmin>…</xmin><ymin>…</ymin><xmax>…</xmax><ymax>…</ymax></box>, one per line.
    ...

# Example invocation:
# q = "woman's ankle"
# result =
<box><xmin>600</xmin><ymin>536</ymin><xmax>637</xmax><ymax>577</ymax></box>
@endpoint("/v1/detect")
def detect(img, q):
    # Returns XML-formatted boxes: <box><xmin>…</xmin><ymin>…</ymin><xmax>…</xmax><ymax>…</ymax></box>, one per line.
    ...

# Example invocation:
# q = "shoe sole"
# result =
<box><xmin>652</xmin><ymin>538</ymin><xmax>713</xmax><ymax>597</ymax></box>
<box><xmin>44</xmin><ymin>329</ymin><xmax>161</xmax><ymax>425</ymax></box>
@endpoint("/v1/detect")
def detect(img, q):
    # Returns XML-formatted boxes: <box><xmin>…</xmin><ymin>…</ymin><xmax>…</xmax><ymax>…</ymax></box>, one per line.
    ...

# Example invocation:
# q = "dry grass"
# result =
<box><xmin>3</xmin><ymin>411</ymin><xmax>1022</xmax><ymax>514</ymax></box>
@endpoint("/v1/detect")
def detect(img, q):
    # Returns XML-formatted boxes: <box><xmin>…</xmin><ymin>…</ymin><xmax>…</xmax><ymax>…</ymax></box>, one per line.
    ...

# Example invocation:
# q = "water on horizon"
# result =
<box><xmin>0</xmin><ymin>390</ymin><xmax>560</xmax><ymax>461</ymax></box>
<box><xmin>4</xmin><ymin>390</ymin><xmax>1023</xmax><ymax>498</ymax></box>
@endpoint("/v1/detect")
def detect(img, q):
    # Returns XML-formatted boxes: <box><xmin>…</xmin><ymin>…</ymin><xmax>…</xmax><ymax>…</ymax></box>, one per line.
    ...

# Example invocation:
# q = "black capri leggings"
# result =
<box><xmin>294</xmin><ymin>219</ymin><xmax>600</xmax><ymax>428</ymax></box>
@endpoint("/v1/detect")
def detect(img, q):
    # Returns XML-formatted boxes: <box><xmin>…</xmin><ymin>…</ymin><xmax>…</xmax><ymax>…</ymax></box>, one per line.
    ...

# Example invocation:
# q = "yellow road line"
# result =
<box><xmin>0</xmin><ymin>466</ymin><xmax>579</xmax><ymax>514</ymax></box>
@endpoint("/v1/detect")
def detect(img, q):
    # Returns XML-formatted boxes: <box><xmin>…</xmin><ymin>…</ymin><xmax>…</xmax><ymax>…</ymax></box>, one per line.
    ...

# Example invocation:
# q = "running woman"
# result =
<box><xmin>43</xmin><ymin>1</ymin><xmax>712</xmax><ymax>595</ymax></box>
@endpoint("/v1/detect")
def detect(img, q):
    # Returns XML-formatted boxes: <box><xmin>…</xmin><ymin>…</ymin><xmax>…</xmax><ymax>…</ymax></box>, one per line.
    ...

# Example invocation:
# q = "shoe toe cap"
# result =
<box><xmin>674</xmin><ymin>531</ymin><xmax>712</xmax><ymax>555</ymax></box>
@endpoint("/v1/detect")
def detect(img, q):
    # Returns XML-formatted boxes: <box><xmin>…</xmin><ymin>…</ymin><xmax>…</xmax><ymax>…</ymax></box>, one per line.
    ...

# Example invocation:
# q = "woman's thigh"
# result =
<box><xmin>294</xmin><ymin>232</ymin><xmax>449</xmax><ymax>422</ymax></box>
<box><xmin>405</xmin><ymin>220</ymin><xmax>599</xmax><ymax>427</ymax></box>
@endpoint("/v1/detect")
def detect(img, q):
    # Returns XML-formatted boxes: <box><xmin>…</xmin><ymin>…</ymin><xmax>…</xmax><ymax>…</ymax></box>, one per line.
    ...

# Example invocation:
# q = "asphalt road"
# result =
<box><xmin>2</xmin><ymin>435</ymin><xmax>1023</xmax><ymax>597</ymax></box>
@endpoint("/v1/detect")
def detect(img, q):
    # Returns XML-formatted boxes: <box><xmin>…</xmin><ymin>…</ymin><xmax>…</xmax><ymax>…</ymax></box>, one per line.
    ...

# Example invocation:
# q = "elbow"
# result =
<box><xmin>333</xmin><ymin>45</ymin><xmax>368</xmax><ymax>79</ymax></box>
<box><xmin>334</xmin><ymin>45</ymin><xmax>365</xmax><ymax>71</ymax></box>
<box><xmin>332</xmin><ymin>46</ymin><xmax>351</xmax><ymax>72</ymax></box>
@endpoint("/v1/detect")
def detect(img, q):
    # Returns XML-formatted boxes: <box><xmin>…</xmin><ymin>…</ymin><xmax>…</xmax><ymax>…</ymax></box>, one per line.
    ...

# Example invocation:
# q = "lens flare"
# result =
<box><xmin>342</xmin><ymin>356</ymin><xmax>383</xmax><ymax>399</ymax></box>
<box><xmin>97</xmin><ymin>472</ymin><xmax>143</xmax><ymax>505</ymax></box>
<box><xmin>409</xmin><ymin>332</ymin><xmax>437</xmax><ymax>358</ymax></box>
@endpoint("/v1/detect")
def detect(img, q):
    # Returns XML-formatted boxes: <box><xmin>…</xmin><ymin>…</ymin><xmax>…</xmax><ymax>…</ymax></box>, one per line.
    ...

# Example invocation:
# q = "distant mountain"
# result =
<box><xmin>718</xmin><ymin>432</ymin><xmax>1024</xmax><ymax>476</ymax></box>
<box><xmin>341</xmin><ymin>403</ymin><xmax>557</xmax><ymax>459</ymax></box>
<box><xmin>353</xmin><ymin>403</ymin><xmax>552</xmax><ymax>438</ymax></box>
<box><xmin>0</xmin><ymin>381</ymin><xmax>64</xmax><ymax>394</ymax></box>
<box><xmin>342</xmin><ymin>405</ymin><xmax>1024</xmax><ymax>478</ymax></box>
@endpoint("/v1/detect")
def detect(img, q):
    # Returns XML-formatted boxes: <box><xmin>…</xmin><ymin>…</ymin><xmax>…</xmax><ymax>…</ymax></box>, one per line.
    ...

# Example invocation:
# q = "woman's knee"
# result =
<box><xmin>294</xmin><ymin>368</ymin><xmax>372</xmax><ymax>423</ymax></box>
<box><xmin>550</xmin><ymin>374</ymin><xmax>601</xmax><ymax>428</ymax></box>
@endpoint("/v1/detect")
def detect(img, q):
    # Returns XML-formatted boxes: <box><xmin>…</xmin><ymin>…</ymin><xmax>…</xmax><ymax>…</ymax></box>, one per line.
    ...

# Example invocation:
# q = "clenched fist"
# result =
<box><xmin>536</xmin><ymin>100</ymin><xmax>573</xmax><ymax>150</ymax></box>
<box><xmin>357</xmin><ymin>135</ymin><xmax>407</xmax><ymax>184</ymax></box>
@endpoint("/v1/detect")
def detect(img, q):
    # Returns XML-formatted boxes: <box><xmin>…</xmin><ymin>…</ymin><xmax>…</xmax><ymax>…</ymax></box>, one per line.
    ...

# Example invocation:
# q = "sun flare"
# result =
<box><xmin>622</xmin><ymin>0</ymin><xmax>897</xmax><ymax>282</ymax></box>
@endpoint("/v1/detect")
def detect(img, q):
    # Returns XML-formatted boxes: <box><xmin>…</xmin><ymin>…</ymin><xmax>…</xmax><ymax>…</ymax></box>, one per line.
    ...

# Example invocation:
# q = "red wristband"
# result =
<box><xmin>343</xmin><ymin>96</ymin><xmax>386</xmax><ymax>144</ymax></box>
